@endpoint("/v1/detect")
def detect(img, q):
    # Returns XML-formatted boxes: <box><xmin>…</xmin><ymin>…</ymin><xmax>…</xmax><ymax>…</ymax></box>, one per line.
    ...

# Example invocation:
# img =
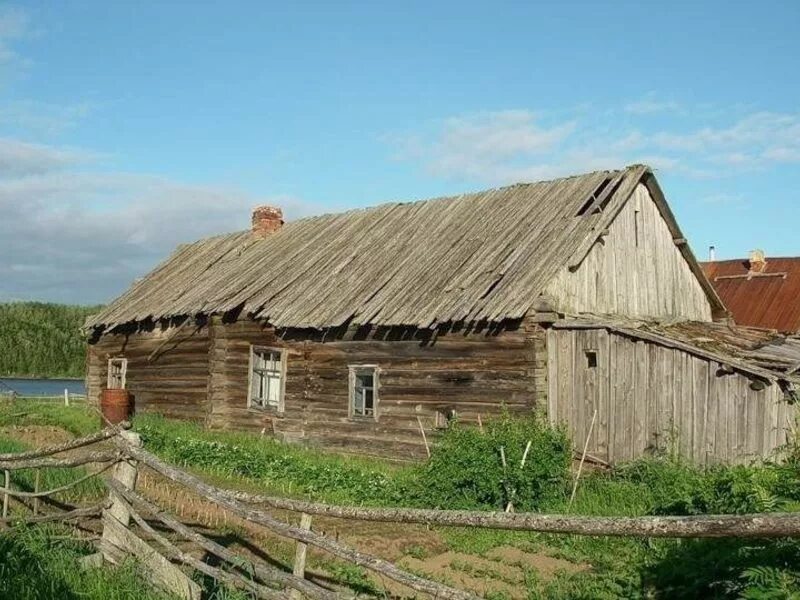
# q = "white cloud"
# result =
<box><xmin>393</xmin><ymin>110</ymin><xmax>576</xmax><ymax>182</ymax></box>
<box><xmin>0</xmin><ymin>138</ymin><xmax>315</xmax><ymax>304</ymax></box>
<box><xmin>624</xmin><ymin>94</ymin><xmax>682</xmax><ymax>115</ymax></box>
<box><xmin>389</xmin><ymin>106</ymin><xmax>800</xmax><ymax>185</ymax></box>
<box><xmin>0</xmin><ymin>137</ymin><xmax>95</xmax><ymax>176</ymax></box>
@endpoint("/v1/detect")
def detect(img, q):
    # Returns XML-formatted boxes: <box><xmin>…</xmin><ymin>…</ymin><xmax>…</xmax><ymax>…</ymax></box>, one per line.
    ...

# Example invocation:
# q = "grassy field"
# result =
<box><xmin>1</xmin><ymin>401</ymin><xmax>799</xmax><ymax>599</ymax></box>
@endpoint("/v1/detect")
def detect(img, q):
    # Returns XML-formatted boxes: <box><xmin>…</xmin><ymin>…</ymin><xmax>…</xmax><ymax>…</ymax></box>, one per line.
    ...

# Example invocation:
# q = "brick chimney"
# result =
<box><xmin>251</xmin><ymin>205</ymin><xmax>283</xmax><ymax>237</ymax></box>
<box><xmin>748</xmin><ymin>249</ymin><xmax>767</xmax><ymax>273</ymax></box>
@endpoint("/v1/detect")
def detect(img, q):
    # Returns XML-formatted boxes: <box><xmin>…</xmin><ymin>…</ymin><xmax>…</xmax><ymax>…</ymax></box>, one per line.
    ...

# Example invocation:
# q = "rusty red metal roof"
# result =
<box><xmin>701</xmin><ymin>257</ymin><xmax>800</xmax><ymax>333</ymax></box>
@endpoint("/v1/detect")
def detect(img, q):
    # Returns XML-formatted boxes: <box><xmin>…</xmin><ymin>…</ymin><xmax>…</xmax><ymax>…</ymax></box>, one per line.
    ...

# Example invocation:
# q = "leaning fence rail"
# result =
<box><xmin>2</xmin><ymin>423</ymin><xmax>800</xmax><ymax>600</ymax></box>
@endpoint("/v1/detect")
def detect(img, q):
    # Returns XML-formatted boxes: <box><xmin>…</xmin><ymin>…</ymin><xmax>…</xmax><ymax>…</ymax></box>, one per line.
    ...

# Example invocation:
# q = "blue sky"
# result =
<box><xmin>1</xmin><ymin>1</ymin><xmax>799</xmax><ymax>303</ymax></box>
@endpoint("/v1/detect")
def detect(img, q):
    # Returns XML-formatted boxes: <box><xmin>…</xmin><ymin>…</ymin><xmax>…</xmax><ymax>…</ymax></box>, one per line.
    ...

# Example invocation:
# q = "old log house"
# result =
<box><xmin>85</xmin><ymin>165</ymin><xmax>799</xmax><ymax>462</ymax></box>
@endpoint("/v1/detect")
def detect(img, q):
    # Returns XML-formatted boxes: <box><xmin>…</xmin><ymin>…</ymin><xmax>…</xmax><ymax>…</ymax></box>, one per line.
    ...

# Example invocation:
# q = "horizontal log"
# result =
<box><xmin>0</xmin><ymin>451</ymin><xmax>123</xmax><ymax>471</ymax></box>
<box><xmin>0</xmin><ymin>423</ymin><xmax>129</xmax><ymax>461</ymax></box>
<box><xmin>122</xmin><ymin>443</ymin><xmax>800</xmax><ymax>539</ymax></box>
<box><xmin>0</xmin><ymin>502</ymin><xmax>106</xmax><ymax>526</ymax></box>
<box><xmin>0</xmin><ymin>461</ymin><xmax>114</xmax><ymax>498</ymax></box>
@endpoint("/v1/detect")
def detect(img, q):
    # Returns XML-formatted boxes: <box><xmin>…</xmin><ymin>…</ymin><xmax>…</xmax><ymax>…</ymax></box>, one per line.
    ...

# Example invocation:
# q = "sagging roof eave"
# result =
<box><xmin>551</xmin><ymin>318</ymin><xmax>798</xmax><ymax>387</ymax></box>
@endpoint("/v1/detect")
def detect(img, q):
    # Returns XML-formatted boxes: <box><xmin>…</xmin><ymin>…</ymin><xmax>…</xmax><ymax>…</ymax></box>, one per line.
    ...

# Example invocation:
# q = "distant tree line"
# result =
<box><xmin>0</xmin><ymin>302</ymin><xmax>103</xmax><ymax>378</ymax></box>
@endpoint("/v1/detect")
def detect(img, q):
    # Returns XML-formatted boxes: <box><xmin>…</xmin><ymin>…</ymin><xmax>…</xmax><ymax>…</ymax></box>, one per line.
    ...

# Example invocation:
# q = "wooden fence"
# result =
<box><xmin>2</xmin><ymin>424</ymin><xmax>800</xmax><ymax>600</ymax></box>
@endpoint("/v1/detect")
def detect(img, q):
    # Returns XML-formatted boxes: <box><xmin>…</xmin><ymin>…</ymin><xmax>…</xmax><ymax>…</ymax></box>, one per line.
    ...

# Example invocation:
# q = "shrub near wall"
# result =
<box><xmin>403</xmin><ymin>412</ymin><xmax>572</xmax><ymax>510</ymax></box>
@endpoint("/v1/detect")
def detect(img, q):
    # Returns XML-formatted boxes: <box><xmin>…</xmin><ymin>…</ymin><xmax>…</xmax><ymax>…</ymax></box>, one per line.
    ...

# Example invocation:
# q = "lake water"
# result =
<box><xmin>0</xmin><ymin>378</ymin><xmax>86</xmax><ymax>397</ymax></box>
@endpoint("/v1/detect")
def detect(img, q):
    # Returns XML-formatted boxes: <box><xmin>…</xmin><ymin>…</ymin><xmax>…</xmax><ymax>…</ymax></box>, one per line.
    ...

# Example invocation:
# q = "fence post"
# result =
<box><xmin>100</xmin><ymin>430</ymin><xmax>142</xmax><ymax>561</ymax></box>
<box><xmin>33</xmin><ymin>470</ymin><xmax>40</xmax><ymax>516</ymax></box>
<box><xmin>291</xmin><ymin>512</ymin><xmax>313</xmax><ymax>598</ymax></box>
<box><xmin>96</xmin><ymin>430</ymin><xmax>201</xmax><ymax>599</ymax></box>
<box><xmin>2</xmin><ymin>470</ymin><xmax>8</xmax><ymax>519</ymax></box>
<box><xmin>64</xmin><ymin>389</ymin><xmax>70</xmax><ymax>407</ymax></box>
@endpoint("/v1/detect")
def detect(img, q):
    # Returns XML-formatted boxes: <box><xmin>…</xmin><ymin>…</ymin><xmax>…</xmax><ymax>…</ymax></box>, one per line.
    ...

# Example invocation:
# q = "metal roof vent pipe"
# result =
<box><xmin>251</xmin><ymin>205</ymin><xmax>284</xmax><ymax>237</ymax></box>
<box><xmin>709</xmin><ymin>245</ymin><xmax>716</xmax><ymax>261</ymax></box>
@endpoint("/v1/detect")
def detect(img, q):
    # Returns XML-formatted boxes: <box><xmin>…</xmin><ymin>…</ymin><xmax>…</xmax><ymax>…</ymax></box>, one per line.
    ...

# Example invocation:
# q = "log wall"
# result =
<box><xmin>545</xmin><ymin>184</ymin><xmax>713</xmax><ymax>321</ymax></box>
<box><xmin>547</xmin><ymin>327</ymin><xmax>796</xmax><ymax>465</ymax></box>
<box><xmin>86</xmin><ymin>322</ymin><xmax>211</xmax><ymax>422</ymax></box>
<box><xmin>206</xmin><ymin>317</ymin><xmax>547</xmax><ymax>460</ymax></box>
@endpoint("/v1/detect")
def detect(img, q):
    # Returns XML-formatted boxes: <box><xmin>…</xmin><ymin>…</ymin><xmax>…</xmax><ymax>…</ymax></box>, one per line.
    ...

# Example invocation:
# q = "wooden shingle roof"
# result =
<box><xmin>87</xmin><ymin>164</ymin><xmax>718</xmax><ymax>333</ymax></box>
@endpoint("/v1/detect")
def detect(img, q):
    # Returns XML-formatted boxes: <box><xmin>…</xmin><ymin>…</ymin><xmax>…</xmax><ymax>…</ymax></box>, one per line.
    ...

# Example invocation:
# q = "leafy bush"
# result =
<box><xmin>644</xmin><ymin>538</ymin><xmax>800</xmax><ymax>599</ymax></box>
<box><xmin>614</xmin><ymin>457</ymin><xmax>795</xmax><ymax>515</ymax></box>
<box><xmin>402</xmin><ymin>411</ymin><xmax>571</xmax><ymax>510</ymax></box>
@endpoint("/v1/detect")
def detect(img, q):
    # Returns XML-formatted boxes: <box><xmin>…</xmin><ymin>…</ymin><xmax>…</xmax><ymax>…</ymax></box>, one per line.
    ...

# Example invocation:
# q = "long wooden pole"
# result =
<box><xmin>569</xmin><ymin>409</ymin><xmax>598</xmax><ymax>510</ymax></box>
<box><xmin>416</xmin><ymin>416</ymin><xmax>430</xmax><ymax>458</ymax></box>
<box><xmin>0</xmin><ymin>424</ymin><xmax>129</xmax><ymax>462</ymax></box>
<box><xmin>121</xmin><ymin>443</ymin><xmax>478</xmax><ymax>600</ymax></box>
<box><xmin>0</xmin><ymin>503</ymin><xmax>106</xmax><ymax>526</ymax></box>
<box><xmin>0</xmin><ymin>462</ymin><xmax>115</xmax><ymax>499</ymax></box>
<box><xmin>105</xmin><ymin>480</ymin><xmax>334</xmax><ymax>600</ymax></box>
<box><xmin>0</xmin><ymin>451</ymin><xmax>120</xmax><ymax>471</ymax></box>
<box><xmin>121</xmin><ymin>442</ymin><xmax>800</xmax><ymax>539</ymax></box>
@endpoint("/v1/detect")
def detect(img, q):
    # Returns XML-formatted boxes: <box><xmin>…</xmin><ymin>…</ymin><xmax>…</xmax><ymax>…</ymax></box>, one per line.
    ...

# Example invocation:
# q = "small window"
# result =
<box><xmin>349</xmin><ymin>366</ymin><xmax>379</xmax><ymax>419</ymax></box>
<box><xmin>107</xmin><ymin>358</ymin><xmax>127</xmax><ymax>390</ymax></box>
<box><xmin>585</xmin><ymin>351</ymin><xmax>598</xmax><ymax>368</ymax></box>
<box><xmin>249</xmin><ymin>347</ymin><xmax>286</xmax><ymax>412</ymax></box>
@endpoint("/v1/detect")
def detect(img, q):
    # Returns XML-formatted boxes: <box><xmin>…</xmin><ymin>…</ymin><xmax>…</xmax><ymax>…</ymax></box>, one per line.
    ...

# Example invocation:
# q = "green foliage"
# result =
<box><xmin>401</xmin><ymin>411</ymin><xmax>571</xmax><ymax>510</ymax></box>
<box><xmin>643</xmin><ymin>538</ymin><xmax>800</xmax><ymax>599</ymax></box>
<box><xmin>134</xmin><ymin>414</ymin><xmax>400</xmax><ymax>504</ymax></box>
<box><xmin>0</xmin><ymin>302</ymin><xmax>102</xmax><ymax>378</ymax></box>
<box><xmin>614</xmin><ymin>457</ymin><xmax>798</xmax><ymax>515</ymax></box>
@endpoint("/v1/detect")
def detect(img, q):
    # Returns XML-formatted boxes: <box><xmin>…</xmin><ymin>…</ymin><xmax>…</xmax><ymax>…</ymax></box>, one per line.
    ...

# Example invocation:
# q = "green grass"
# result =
<box><xmin>0</xmin><ymin>524</ymin><xmax>258</xmax><ymax>600</ymax></box>
<box><xmin>0</xmin><ymin>525</ymin><xmax>178</xmax><ymax>600</ymax></box>
<box><xmin>2</xmin><ymin>403</ymin><xmax>800</xmax><ymax>599</ymax></box>
<box><xmin>0</xmin><ymin>434</ymin><xmax>106</xmax><ymax>510</ymax></box>
<box><xmin>0</xmin><ymin>399</ymin><xmax>100</xmax><ymax>437</ymax></box>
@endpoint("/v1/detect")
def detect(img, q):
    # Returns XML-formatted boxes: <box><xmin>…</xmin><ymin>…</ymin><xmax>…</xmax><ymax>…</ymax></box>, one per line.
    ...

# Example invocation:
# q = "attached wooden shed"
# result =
<box><xmin>84</xmin><ymin>164</ymin><xmax>797</xmax><ymax>462</ymax></box>
<box><xmin>547</xmin><ymin>319</ymin><xmax>798</xmax><ymax>465</ymax></box>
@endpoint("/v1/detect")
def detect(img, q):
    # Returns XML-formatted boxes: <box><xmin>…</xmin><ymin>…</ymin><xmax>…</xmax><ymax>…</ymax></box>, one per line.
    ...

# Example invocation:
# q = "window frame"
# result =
<box><xmin>247</xmin><ymin>345</ymin><xmax>287</xmax><ymax>413</ymax></box>
<box><xmin>348</xmin><ymin>364</ymin><xmax>380</xmax><ymax>421</ymax></box>
<box><xmin>107</xmin><ymin>358</ymin><xmax>128</xmax><ymax>390</ymax></box>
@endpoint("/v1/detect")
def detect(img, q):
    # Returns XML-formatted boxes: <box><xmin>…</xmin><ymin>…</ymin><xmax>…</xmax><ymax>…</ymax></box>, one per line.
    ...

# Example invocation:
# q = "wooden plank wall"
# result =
<box><xmin>207</xmin><ymin>317</ymin><xmax>547</xmax><ymax>460</ymax></box>
<box><xmin>547</xmin><ymin>328</ymin><xmax>795</xmax><ymax>465</ymax></box>
<box><xmin>86</xmin><ymin>323</ymin><xmax>211</xmax><ymax>422</ymax></box>
<box><xmin>545</xmin><ymin>184</ymin><xmax>713</xmax><ymax>322</ymax></box>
